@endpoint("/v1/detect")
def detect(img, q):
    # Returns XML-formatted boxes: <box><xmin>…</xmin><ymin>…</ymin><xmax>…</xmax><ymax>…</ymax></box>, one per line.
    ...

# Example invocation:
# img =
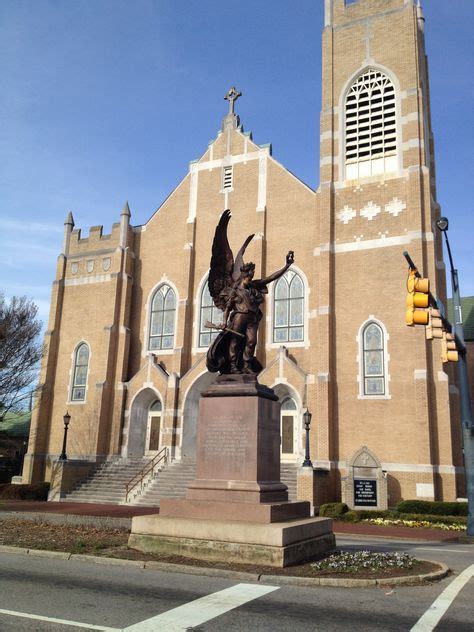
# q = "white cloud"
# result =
<box><xmin>0</xmin><ymin>218</ymin><xmax>63</xmax><ymax>234</ymax></box>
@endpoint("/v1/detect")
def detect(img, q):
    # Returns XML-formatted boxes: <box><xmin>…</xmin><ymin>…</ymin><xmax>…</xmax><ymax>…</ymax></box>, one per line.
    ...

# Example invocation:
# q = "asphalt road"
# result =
<box><xmin>0</xmin><ymin>537</ymin><xmax>472</xmax><ymax>631</ymax></box>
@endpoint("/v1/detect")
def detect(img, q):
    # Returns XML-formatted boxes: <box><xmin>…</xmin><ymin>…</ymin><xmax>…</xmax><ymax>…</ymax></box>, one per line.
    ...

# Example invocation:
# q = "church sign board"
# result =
<box><xmin>342</xmin><ymin>446</ymin><xmax>388</xmax><ymax>511</ymax></box>
<box><xmin>354</xmin><ymin>478</ymin><xmax>377</xmax><ymax>507</ymax></box>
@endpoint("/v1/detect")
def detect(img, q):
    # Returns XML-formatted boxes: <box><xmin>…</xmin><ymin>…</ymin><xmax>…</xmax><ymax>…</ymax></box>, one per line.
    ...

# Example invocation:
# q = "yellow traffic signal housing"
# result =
<box><xmin>441</xmin><ymin>331</ymin><xmax>459</xmax><ymax>363</ymax></box>
<box><xmin>425</xmin><ymin>308</ymin><xmax>444</xmax><ymax>340</ymax></box>
<box><xmin>405</xmin><ymin>270</ymin><xmax>430</xmax><ymax>326</ymax></box>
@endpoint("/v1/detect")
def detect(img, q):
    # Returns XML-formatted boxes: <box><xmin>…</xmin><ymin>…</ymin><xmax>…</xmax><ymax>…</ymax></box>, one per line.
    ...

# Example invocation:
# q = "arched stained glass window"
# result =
<box><xmin>71</xmin><ymin>343</ymin><xmax>89</xmax><ymax>401</ymax></box>
<box><xmin>149</xmin><ymin>284</ymin><xmax>176</xmax><ymax>351</ymax></box>
<box><xmin>362</xmin><ymin>322</ymin><xmax>385</xmax><ymax>395</ymax></box>
<box><xmin>345</xmin><ymin>69</ymin><xmax>397</xmax><ymax>180</ymax></box>
<box><xmin>199</xmin><ymin>280</ymin><xmax>223</xmax><ymax>347</ymax></box>
<box><xmin>273</xmin><ymin>270</ymin><xmax>304</xmax><ymax>343</ymax></box>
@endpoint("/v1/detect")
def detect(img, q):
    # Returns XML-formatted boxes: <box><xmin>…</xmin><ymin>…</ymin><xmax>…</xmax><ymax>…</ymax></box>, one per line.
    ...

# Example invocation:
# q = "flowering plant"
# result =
<box><xmin>311</xmin><ymin>550</ymin><xmax>417</xmax><ymax>573</ymax></box>
<box><xmin>367</xmin><ymin>518</ymin><xmax>465</xmax><ymax>531</ymax></box>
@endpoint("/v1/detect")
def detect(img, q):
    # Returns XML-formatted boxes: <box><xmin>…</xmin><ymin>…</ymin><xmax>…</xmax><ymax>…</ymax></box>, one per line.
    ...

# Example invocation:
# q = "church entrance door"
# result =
<box><xmin>145</xmin><ymin>400</ymin><xmax>162</xmax><ymax>455</ymax></box>
<box><xmin>280</xmin><ymin>397</ymin><xmax>298</xmax><ymax>461</ymax></box>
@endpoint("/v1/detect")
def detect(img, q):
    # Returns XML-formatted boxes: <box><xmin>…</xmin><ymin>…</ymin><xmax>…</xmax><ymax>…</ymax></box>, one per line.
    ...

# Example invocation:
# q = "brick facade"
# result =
<box><xmin>22</xmin><ymin>0</ymin><xmax>465</xmax><ymax>505</ymax></box>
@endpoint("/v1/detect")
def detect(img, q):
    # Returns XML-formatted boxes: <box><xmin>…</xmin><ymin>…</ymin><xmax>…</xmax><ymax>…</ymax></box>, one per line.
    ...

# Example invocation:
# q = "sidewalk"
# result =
<box><xmin>0</xmin><ymin>500</ymin><xmax>464</xmax><ymax>542</ymax></box>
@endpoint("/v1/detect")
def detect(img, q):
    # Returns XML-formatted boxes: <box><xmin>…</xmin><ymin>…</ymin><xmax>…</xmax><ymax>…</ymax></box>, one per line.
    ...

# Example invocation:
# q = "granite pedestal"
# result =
<box><xmin>129</xmin><ymin>376</ymin><xmax>335</xmax><ymax>566</ymax></box>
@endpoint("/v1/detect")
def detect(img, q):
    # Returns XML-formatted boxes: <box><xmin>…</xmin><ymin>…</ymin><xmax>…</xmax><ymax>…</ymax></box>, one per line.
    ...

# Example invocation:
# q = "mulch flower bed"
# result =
<box><xmin>0</xmin><ymin>519</ymin><xmax>441</xmax><ymax>580</ymax></box>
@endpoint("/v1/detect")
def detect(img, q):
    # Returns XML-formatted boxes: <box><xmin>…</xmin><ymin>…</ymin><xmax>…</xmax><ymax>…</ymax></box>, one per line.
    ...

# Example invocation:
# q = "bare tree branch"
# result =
<box><xmin>0</xmin><ymin>294</ymin><xmax>43</xmax><ymax>420</ymax></box>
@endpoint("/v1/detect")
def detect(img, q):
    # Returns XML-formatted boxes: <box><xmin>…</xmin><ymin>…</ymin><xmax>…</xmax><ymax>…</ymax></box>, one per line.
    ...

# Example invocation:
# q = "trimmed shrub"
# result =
<box><xmin>396</xmin><ymin>500</ymin><xmax>468</xmax><ymax>516</ymax></box>
<box><xmin>0</xmin><ymin>482</ymin><xmax>50</xmax><ymax>501</ymax></box>
<box><xmin>340</xmin><ymin>510</ymin><xmax>361</xmax><ymax>522</ymax></box>
<box><xmin>319</xmin><ymin>502</ymin><xmax>349</xmax><ymax>518</ymax></box>
<box><xmin>353</xmin><ymin>509</ymin><xmax>395</xmax><ymax>520</ymax></box>
<box><xmin>397</xmin><ymin>513</ymin><xmax>467</xmax><ymax>527</ymax></box>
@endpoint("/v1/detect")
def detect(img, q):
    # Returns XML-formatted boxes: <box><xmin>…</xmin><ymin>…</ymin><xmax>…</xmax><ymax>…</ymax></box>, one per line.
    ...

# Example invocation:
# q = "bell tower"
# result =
<box><xmin>314</xmin><ymin>0</ymin><xmax>460</xmax><ymax>502</ymax></box>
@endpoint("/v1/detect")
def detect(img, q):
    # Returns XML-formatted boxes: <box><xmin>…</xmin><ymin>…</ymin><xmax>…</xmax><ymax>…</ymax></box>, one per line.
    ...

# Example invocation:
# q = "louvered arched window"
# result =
<box><xmin>345</xmin><ymin>69</ymin><xmax>397</xmax><ymax>180</ymax></box>
<box><xmin>362</xmin><ymin>322</ymin><xmax>386</xmax><ymax>396</ymax></box>
<box><xmin>71</xmin><ymin>342</ymin><xmax>90</xmax><ymax>401</ymax></box>
<box><xmin>273</xmin><ymin>270</ymin><xmax>304</xmax><ymax>343</ymax></box>
<box><xmin>199</xmin><ymin>278</ymin><xmax>223</xmax><ymax>347</ymax></box>
<box><xmin>149</xmin><ymin>284</ymin><xmax>176</xmax><ymax>350</ymax></box>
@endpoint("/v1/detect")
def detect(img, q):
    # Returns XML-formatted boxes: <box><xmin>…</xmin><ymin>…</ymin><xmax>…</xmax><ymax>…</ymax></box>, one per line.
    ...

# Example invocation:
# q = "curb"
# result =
<box><xmin>260</xmin><ymin>560</ymin><xmax>450</xmax><ymax>588</ymax></box>
<box><xmin>0</xmin><ymin>545</ymin><xmax>449</xmax><ymax>587</ymax></box>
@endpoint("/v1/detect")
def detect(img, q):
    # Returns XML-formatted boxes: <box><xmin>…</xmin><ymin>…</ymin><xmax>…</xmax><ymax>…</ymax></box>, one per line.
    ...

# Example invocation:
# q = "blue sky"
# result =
<box><xmin>1</xmin><ymin>0</ymin><xmax>473</xmax><ymax>325</ymax></box>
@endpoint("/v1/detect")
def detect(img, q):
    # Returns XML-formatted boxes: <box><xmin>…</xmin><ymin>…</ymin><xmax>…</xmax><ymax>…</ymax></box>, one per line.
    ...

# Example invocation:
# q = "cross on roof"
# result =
<box><xmin>224</xmin><ymin>87</ymin><xmax>242</xmax><ymax>115</ymax></box>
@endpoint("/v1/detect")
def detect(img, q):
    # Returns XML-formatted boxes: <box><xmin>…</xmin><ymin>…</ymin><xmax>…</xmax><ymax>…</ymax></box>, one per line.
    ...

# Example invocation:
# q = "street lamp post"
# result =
<box><xmin>59</xmin><ymin>411</ymin><xmax>71</xmax><ymax>461</ymax></box>
<box><xmin>436</xmin><ymin>217</ymin><xmax>474</xmax><ymax>536</ymax></box>
<box><xmin>302</xmin><ymin>409</ymin><xmax>313</xmax><ymax>468</ymax></box>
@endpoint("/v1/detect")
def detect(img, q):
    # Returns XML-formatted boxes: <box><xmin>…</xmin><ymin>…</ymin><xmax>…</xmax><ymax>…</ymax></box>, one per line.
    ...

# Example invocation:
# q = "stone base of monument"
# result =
<box><xmin>128</xmin><ymin>375</ymin><xmax>335</xmax><ymax>567</ymax></box>
<box><xmin>128</xmin><ymin>515</ymin><xmax>334</xmax><ymax>567</ymax></box>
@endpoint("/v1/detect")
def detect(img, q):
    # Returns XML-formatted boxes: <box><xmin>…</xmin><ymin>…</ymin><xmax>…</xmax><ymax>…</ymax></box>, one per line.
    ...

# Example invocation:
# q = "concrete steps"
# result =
<box><xmin>132</xmin><ymin>461</ymin><xmax>299</xmax><ymax>506</ymax></box>
<box><xmin>131</xmin><ymin>462</ymin><xmax>197</xmax><ymax>506</ymax></box>
<box><xmin>280</xmin><ymin>462</ymin><xmax>298</xmax><ymax>500</ymax></box>
<box><xmin>63</xmin><ymin>457</ymin><xmax>299</xmax><ymax>506</ymax></box>
<box><xmin>63</xmin><ymin>458</ymin><xmax>150</xmax><ymax>505</ymax></box>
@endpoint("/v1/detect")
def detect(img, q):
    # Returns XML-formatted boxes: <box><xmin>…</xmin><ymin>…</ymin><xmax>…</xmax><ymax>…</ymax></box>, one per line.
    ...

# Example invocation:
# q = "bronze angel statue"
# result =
<box><xmin>206</xmin><ymin>210</ymin><xmax>294</xmax><ymax>375</ymax></box>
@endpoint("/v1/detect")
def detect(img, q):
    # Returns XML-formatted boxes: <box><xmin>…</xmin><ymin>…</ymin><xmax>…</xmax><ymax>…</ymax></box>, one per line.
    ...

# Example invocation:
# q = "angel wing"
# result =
<box><xmin>208</xmin><ymin>210</ymin><xmax>234</xmax><ymax>310</ymax></box>
<box><xmin>232</xmin><ymin>233</ymin><xmax>254</xmax><ymax>282</ymax></box>
<box><xmin>208</xmin><ymin>210</ymin><xmax>255</xmax><ymax>310</ymax></box>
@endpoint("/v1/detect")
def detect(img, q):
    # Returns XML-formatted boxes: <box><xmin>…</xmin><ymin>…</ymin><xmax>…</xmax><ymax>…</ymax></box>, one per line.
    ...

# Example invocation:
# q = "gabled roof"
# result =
<box><xmin>138</xmin><ymin>118</ymin><xmax>315</xmax><ymax>229</ymax></box>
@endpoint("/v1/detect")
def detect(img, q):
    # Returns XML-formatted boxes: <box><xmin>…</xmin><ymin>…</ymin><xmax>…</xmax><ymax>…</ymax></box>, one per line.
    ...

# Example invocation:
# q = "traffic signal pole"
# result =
<box><xmin>404</xmin><ymin>250</ymin><xmax>474</xmax><ymax>536</ymax></box>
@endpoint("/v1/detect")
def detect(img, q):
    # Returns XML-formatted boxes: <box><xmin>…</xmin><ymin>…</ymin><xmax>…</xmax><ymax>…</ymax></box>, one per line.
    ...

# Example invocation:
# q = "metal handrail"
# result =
<box><xmin>124</xmin><ymin>447</ymin><xmax>169</xmax><ymax>502</ymax></box>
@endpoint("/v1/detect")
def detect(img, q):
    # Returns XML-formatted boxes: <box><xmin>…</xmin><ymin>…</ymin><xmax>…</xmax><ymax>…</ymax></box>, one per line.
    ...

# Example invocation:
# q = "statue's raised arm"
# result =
<box><xmin>206</xmin><ymin>210</ymin><xmax>294</xmax><ymax>376</ymax></box>
<box><xmin>252</xmin><ymin>251</ymin><xmax>294</xmax><ymax>290</ymax></box>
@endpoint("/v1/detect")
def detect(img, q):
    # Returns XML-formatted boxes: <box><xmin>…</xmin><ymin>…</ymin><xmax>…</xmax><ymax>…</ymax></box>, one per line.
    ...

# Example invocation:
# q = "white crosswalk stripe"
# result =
<box><xmin>123</xmin><ymin>583</ymin><xmax>280</xmax><ymax>631</ymax></box>
<box><xmin>410</xmin><ymin>564</ymin><xmax>474</xmax><ymax>632</ymax></box>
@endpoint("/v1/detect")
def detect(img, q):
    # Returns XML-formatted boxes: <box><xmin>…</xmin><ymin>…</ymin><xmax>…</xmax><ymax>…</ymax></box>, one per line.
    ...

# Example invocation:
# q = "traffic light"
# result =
<box><xmin>425</xmin><ymin>308</ymin><xmax>444</xmax><ymax>340</ymax></box>
<box><xmin>405</xmin><ymin>270</ymin><xmax>430</xmax><ymax>326</ymax></box>
<box><xmin>441</xmin><ymin>331</ymin><xmax>459</xmax><ymax>363</ymax></box>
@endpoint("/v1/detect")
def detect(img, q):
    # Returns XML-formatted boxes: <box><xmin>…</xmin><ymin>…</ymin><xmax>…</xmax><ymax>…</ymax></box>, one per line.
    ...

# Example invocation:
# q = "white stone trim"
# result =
<box><xmin>385</xmin><ymin>197</ymin><xmax>406</xmax><ymax>217</ymax></box>
<box><xmin>414</xmin><ymin>369</ymin><xmax>427</xmax><ymax>380</ymax></box>
<box><xmin>313</xmin><ymin>231</ymin><xmax>434</xmax><ymax>255</ymax></box>
<box><xmin>335</xmin><ymin>460</ymin><xmax>463</xmax><ymax>475</ymax></box>
<box><xmin>401</xmin><ymin>112</ymin><xmax>419</xmax><ymax>125</ymax></box>
<box><xmin>187</xmin><ymin>166</ymin><xmax>198</xmax><ymax>222</ymax></box>
<box><xmin>360</xmin><ymin>201</ymin><xmax>381</xmax><ymax>221</ymax></box>
<box><xmin>256</xmin><ymin>151</ymin><xmax>268</xmax><ymax>212</ymax></box>
<box><xmin>320</xmin><ymin>130</ymin><xmax>338</xmax><ymax>142</ymax></box>
<box><xmin>336</xmin><ymin>205</ymin><xmax>357</xmax><ymax>224</ymax></box>
<box><xmin>320</xmin><ymin>155</ymin><xmax>335</xmax><ymax>166</ymax></box>
<box><xmin>191</xmin><ymin>148</ymin><xmax>267</xmax><ymax>173</ymax></box>
<box><xmin>402</xmin><ymin>138</ymin><xmax>424</xmax><ymax>151</ymax></box>
<box><xmin>65</xmin><ymin>273</ymin><xmax>111</xmax><ymax>286</ymax></box>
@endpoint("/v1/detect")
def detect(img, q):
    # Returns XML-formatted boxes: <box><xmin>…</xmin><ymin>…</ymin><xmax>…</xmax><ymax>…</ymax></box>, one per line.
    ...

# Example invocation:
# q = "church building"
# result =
<box><xmin>22</xmin><ymin>0</ymin><xmax>465</xmax><ymax>507</ymax></box>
